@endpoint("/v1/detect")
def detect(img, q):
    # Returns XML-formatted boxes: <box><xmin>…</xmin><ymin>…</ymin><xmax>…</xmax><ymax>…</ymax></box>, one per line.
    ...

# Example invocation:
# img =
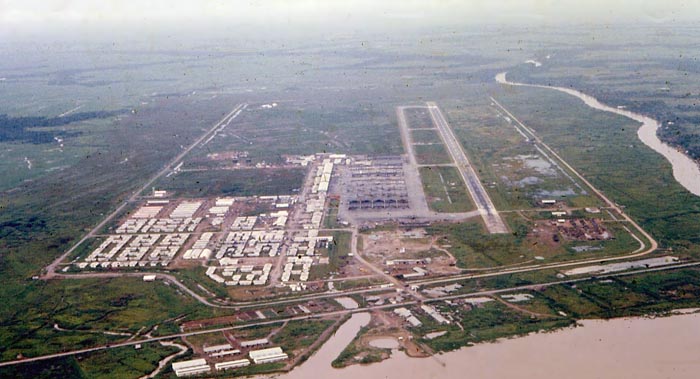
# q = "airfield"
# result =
<box><xmin>12</xmin><ymin>86</ymin><xmax>695</xmax><ymax>378</ymax></box>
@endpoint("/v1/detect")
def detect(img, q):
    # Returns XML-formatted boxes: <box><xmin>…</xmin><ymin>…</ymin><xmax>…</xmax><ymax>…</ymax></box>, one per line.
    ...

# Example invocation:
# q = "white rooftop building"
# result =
<box><xmin>215</xmin><ymin>359</ymin><xmax>250</xmax><ymax>371</ymax></box>
<box><xmin>249</xmin><ymin>347</ymin><xmax>288</xmax><ymax>364</ymax></box>
<box><xmin>171</xmin><ymin>358</ymin><xmax>210</xmax><ymax>377</ymax></box>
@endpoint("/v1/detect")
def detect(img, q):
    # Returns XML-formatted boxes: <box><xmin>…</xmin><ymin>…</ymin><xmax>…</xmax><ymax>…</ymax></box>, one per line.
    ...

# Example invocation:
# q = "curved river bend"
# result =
<box><xmin>496</xmin><ymin>72</ymin><xmax>700</xmax><ymax>196</ymax></box>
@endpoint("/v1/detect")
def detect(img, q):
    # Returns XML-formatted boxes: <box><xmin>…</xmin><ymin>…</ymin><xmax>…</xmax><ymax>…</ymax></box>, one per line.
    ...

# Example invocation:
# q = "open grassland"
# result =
<box><xmin>0</xmin><ymin>277</ymin><xmax>218</xmax><ymax>361</ymax></box>
<box><xmin>419</xmin><ymin>166</ymin><xmax>475</xmax><ymax>212</ymax></box>
<box><xmin>323</xmin><ymin>198</ymin><xmax>342</xmax><ymax>229</ymax></box>
<box><xmin>413</xmin><ymin>143</ymin><xmax>452</xmax><ymax>165</ymax></box>
<box><xmin>410</xmin><ymin>129</ymin><xmax>442</xmax><ymax>144</ymax></box>
<box><xmin>509</xmin><ymin>44</ymin><xmax>700</xmax><ymax>162</ymax></box>
<box><xmin>186</xmin><ymin>103</ymin><xmax>402</xmax><ymax>165</ymax></box>
<box><xmin>156</xmin><ymin>168</ymin><xmax>306</xmax><ymax>198</ymax></box>
<box><xmin>75</xmin><ymin>342</ymin><xmax>179</xmax><ymax>379</ymax></box>
<box><xmin>404</xmin><ymin>107</ymin><xmax>435</xmax><ymax>130</ymax></box>
<box><xmin>0</xmin><ymin>95</ymin><xmax>242</xmax><ymax>364</ymax></box>
<box><xmin>427</xmin><ymin>214</ymin><xmax>642</xmax><ymax>269</ymax></box>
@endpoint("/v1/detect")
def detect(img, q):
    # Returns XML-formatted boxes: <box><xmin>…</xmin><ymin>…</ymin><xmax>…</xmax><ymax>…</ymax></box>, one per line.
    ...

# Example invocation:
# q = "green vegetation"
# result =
<box><xmin>332</xmin><ymin>325</ymin><xmax>388</xmax><ymax>368</ymax></box>
<box><xmin>0</xmin><ymin>356</ymin><xmax>83</xmax><ymax>379</ymax></box>
<box><xmin>333</xmin><ymin>278</ymin><xmax>388</xmax><ymax>291</ymax></box>
<box><xmin>223</xmin><ymin>362</ymin><xmax>286</xmax><ymax>377</ymax></box>
<box><xmin>323</xmin><ymin>198</ymin><xmax>342</xmax><ymax>228</ymax></box>
<box><xmin>413</xmin><ymin>143</ymin><xmax>452</xmax><ymax>165</ymax></box>
<box><xmin>427</xmin><ymin>213</ymin><xmax>644</xmax><ymax>269</ymax></box>
<box><xmin>188</xmin><ymin>104</ymin><xmax>403</xmax><ymax>165</ymax></box>
<box><xmin>426</xmin><ymin>218</ymin><xmax>534</xmax><ymax>268</ymax></box>
<box><xmin>491</xmin><ymin>86</ymin><xmax>700</xmax><ymax>250</ymax></box>
<box><xmin>184</xmin><ymin>331</ymin><xmax>230</xmax><ymax>348</ymax></box>
<box><xmin>537</xmin><ymin>269</ymin><xmax>700</xmax><ymax>318</ymax></box>
<box><xmin>419</xmin><ymin>166</ymin><xmax>474</xmax><ymax>212</ymax></box>
<box><xmin>76</xmin><ymin>342</ymin><xmax>178</xmax><ymax>379</ymax></box>
<box><xmin>410</xmin><ymin>129</ymin><xmax>442</xmax><ymax>144</ymax></box>
<box><xmin>173</xmin><ymin>265</ymin><xmax>230</xmax><ymax>299</ymax></box>
<box><xmin>5</xmin><ymin>27</ymin><xmax>700</xmax><ymax>378</ymax></box>
<box><xmin>416</xmin><ymin>301</ymin><xmax>574</xmax><ymax>352</ymax></box>
<box><xmin>0</xmin><ymin>112</ymin><xmax>118</xmax><ymax>144</ymax></box>
<box><xmin>310</xmin><ymin>231</ymin><xmax>352</xmax><ymax>279</ymax></box>
<box><xmin>157</xmin><ymin>168</ymin><xmax>306</xmax><ymax>198</ymax></box>
<box><xmin>0</xmin><ymin>278</ymin><xmax>217</xmax><ymax>361</ymax></box>
<box><xmin>271</xmin><ymin>318</ymin><xmax>335</xmax><ymax>353</ymax></box>
<box><xmin>418</xmin><ymin>268</ymin><xmax>700</xmax><ymax>353</ymax></box>
<box><xmin>444</xmin><ymin>95</ymin><xmax>603</xmax><ymax>211</ymax></box>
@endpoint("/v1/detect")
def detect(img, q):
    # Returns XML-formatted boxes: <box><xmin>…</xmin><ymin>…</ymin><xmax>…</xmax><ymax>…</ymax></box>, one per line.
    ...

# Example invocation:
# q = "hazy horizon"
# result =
<box><xmin>2</xmin><ymin>0</ymin><xmax>700</xmax><ymax>43</ymax></box>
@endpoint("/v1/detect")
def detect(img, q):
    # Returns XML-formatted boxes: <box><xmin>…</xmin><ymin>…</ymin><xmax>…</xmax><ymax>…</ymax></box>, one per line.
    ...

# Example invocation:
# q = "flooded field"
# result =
<box><xmin>270</xmin><ymin>312</ymin><xmax>700</xmax><ymax>379</ymax></box>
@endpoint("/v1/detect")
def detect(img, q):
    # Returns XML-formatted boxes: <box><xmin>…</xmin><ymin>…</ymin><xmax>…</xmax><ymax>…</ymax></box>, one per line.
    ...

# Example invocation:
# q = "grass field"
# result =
<box><xmin>426</xmin><ymin>214</ymin><xmax>642</xmax><ymax>269</ymax></box>
<box><xmin>410</xmin><ymin>129</ymin><xmax>442</xmax><ymax>144</ymax></box>
<box><xmin>76</xmin><ymin>342</ymin><xmax>179</xmax><ymax>379</ymax></box>
<box><xmin>0</xmin><ymin>277</ymin><xmax>218</xmax><ymax>361</ymax></box>
<box><xmin>418</xmin><ymin>166</ymin><xmax>474</xmax><ymax>212</ymax></box>
<box><xmin>413</xmin><ymin>143</ymin><xmax>452</xmax><ymax>165</ymax></box>
<box><xmin>156</xmin><ymin>167</ymin><xmax>306</xmax><ymax>198</ymax></box>
<box><xmin>271</xmin><ymin>318</ymin><xmax>336</xmax><ymax>355</ymax></box>
<box><xmin>310</xmin><ymin>231</ymin><xmax>352</xmax><ymax>280</ymax></box>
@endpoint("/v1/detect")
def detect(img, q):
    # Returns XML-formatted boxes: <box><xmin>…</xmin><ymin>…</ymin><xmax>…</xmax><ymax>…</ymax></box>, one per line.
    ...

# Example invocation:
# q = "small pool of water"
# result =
<box><xmin>368</xmin><ymin>338</ymin><xmax>399</xmax><ymax>349</ymax></box>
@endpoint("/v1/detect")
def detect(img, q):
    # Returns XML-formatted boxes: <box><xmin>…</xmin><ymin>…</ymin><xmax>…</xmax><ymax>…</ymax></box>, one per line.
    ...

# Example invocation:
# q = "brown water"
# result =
<box><xmin>496</xmin><ymin>72</ymin><xmax>700</xmax><ymax>196</ymax></box>
<box><xmin>267</xmin><ymin>312</ymin><xmax>370</xmax><ymax>379</ymax></box>
<box><xmin>269</xmin><ymin>312</ymin><xmax>700</xmax><ymax>379</ymax></box>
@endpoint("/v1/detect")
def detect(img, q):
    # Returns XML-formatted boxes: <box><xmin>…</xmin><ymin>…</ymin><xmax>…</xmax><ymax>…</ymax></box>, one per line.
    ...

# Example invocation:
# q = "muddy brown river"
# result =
<box><xmin>266</xmin><ymin>312</ymin><xmax>700</xmax><ymax>379</ymax></box>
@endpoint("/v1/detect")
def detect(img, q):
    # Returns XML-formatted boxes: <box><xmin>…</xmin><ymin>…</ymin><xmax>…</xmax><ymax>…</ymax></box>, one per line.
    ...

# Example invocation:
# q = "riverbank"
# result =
<box><xmin>495</xmin><ymin>72</ymin><xmax>700</xmax><ymax>197</ymax></box>
<box><xmin>269</xmin><ymin>311</ymin><xmax>700</xmax><ymax>379</ymax></box>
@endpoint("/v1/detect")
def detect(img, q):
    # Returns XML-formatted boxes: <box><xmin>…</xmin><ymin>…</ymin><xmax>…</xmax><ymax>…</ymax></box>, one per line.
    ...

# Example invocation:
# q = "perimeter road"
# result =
<box><xmin>426</xmin><ymin>101</ymin><xmax>509</xmax><ymax>233</ymax></box>
<box><xmin>6</xmin><ymin>260</ymin><xmax>699</xmax><ymax>368</ymax></box>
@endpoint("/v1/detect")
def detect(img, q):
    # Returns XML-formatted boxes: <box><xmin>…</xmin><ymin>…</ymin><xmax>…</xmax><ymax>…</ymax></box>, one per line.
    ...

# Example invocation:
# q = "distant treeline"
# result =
<box><xmin>0</xmin><ymin>111</ymin><xmax>118</xmax><ymax>144</ymax></box>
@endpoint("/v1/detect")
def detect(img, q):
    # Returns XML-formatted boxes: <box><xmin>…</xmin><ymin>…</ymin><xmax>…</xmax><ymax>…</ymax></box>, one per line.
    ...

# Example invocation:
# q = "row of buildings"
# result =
<box><xmin>172</xmin><ymin>346</ymin><xmax>288</xmax><ymax>377</ymax></box>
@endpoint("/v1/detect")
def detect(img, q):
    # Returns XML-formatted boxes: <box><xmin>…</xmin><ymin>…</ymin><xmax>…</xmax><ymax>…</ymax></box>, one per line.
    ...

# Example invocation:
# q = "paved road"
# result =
<box><xmin>52</xmin><ymin>270</ymin><xmax>399</xmax><ymax>309</ymax></box>
<box><xmin>43</xmin><ymin>103</ymin><xmax>247</xmax><ymax>278</ymax></box>
<box><xmin>6</xmin><ymin>260</ymin><xmax>699</xmax><ymax>368</ymax></box>
<box><xmin>393</xmin><ymin>107</ymin><xmax>431</xmax><ymax>215</ymax></box>
<box><xmin>396</xmin><ymin>106</ymin><xmax>419</xmax><ymax>166</ymax></box>
<box><xmin>425</xmin><ymin>102</ymin><xmax>508</xmax><ymax>234</ymax></box>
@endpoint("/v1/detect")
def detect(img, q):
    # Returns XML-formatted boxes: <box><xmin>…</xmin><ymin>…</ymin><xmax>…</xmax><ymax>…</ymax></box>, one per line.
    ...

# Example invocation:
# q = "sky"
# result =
<box><xmin>1</xmin><ymin>0</ymin><xmax>698</xmax><ymax>41</ymax></box>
